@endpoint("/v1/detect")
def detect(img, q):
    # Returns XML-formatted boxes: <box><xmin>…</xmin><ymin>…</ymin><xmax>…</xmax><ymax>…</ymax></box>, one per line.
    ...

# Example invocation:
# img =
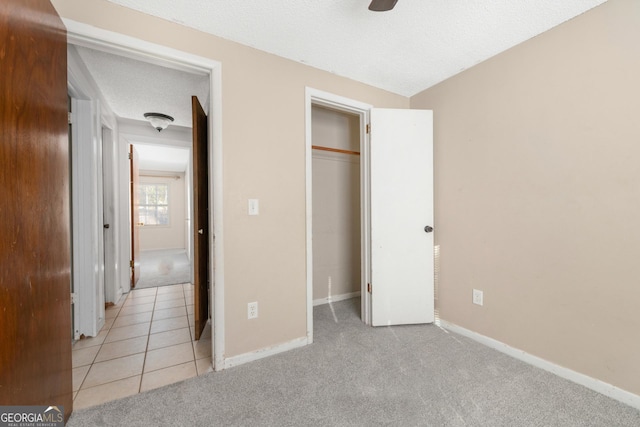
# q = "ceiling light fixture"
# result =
<box><xmin>144</xmin><ymin>112</ymin><xmax>174</xmax><ymax>132</ymax></box>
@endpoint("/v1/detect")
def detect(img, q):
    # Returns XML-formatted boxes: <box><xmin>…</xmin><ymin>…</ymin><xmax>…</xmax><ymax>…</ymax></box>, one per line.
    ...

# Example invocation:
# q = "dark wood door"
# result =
<box><xmin>0</xmin><ymin>0</ymin><xmax>73</xmax><ymax>421</ymax></box>
<box><xmin>130</xmin><ymin>144</ymin><xmax>141</xmax><ymax>288</ymax></box>
<box><xmin>192</xmin><ymin>96</ymin><xmax>209</xmax><ymax>340</ymax></box>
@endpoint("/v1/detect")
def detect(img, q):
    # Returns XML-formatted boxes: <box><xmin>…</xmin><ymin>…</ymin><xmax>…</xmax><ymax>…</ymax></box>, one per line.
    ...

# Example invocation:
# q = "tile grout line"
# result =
<box><xmin>186</xmin><ymin>288</ymin><xmax>198</xmax><ymax>370</ymax></box>
<box><xmin>137</xmin><ymin>287</ymin><xmax>158</xmax><ymax>393</ymax></box>
<box><xmin>140</xmin><ymin>284</ymin><xmax>192</xmax><ymax>391</ymax></box>
<box><xmin>77</xmin><ymin>284</ymin><xmax>200</xmax><ymax>403</ymax></box>
<box><xmin>76</xmin><ymin>373</ymin><xmax>143</xmax><ymax>394</ymax></box>
<box><xmin>75</xmin><ymin>292</ymin><xmax>125</xmax><ymax>397</ymax></box>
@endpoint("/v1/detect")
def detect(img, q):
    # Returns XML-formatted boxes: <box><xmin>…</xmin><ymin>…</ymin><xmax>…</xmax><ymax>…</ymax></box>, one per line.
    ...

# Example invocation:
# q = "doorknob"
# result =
<box><xmin>198</xmin><ymin>229</ymin><xmax>204</xmax><ymax>235</ymax></box>
<box><xmin>103</xmin><ymin>224</ymin><xmax>110</xmax><ymax>229</ymax></box>
<box><xmin>424</xmin><ymin>225</ymin><xmax>433</xmax><ymax>233</ymax></box>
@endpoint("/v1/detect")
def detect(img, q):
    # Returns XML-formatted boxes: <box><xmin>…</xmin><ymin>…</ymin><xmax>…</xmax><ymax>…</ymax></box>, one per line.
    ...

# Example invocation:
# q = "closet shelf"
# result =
<box><xmin>312</xmin><ymin>145</ymin><xmax>360</xmax><ymax>156</ymax></box>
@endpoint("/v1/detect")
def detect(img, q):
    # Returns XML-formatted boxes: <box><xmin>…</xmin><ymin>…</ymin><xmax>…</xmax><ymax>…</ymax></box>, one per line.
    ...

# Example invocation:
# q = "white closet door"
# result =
<box><xmin>370</xmin><ymin>108</ymin><xmax>434</xmax><ymax>326</ymax></box>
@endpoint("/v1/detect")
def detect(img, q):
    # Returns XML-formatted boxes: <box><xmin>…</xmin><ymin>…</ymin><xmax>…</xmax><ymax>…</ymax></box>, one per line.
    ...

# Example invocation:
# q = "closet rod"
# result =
<box><xmin>312</xmin><ymin>145</ymin><xmax>360</xmax><ymax>156</ymax></box>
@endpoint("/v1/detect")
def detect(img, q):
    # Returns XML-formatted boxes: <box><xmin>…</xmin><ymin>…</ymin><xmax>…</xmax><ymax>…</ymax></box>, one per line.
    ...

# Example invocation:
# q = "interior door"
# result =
<box><xmin>130</xmin><ymin>144</ymin><xmax>141</xmax><ymax>288</ymax></box>
<box><xmin>192</xmin><ymin>96</ymin><xmax>210</xmax><ymax>340</ymax></box>
<box><xmin>370</xmin><ymin>108</ymin><xmax>434</xmax><ymax>326</ymax></box>
<box><xmin>102</xmin><ymin>127</ymin><xmax>116</xmax><ymax>302</ymax></box>
<box><xmin>0</xmin><ymin>0</ymin><xmax>73</xmax><ymax>421</ymax></box>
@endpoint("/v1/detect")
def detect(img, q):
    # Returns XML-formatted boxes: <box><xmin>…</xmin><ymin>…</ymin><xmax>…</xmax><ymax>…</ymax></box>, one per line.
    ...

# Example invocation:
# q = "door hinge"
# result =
<box><xmin>367</xmin><ymin>283</ymin><xmax>372</xmax><ymax>293</ymax></box>
<box><xmin>366</xmin><ymin>124</ymin><xmax>370</xmax><ymax>134</ymax></box>
<box><xmin>71</xmin><ymin>292</ymin><xmax>77</xmax><ymax>304</ymax></box>
<box><xmin>68</xmin><ymin>112</ymin><xmax>73</xmax><ymax>125</ymax></box>
<box><xmin>128</xmin><ymin>152</ymin><xmax>132</xmax><ymax>160</ymax></box>
<box><xmin>130</xmin><ymin>260</ymin><xmax>134</xmax><ymax>268</ymax></box>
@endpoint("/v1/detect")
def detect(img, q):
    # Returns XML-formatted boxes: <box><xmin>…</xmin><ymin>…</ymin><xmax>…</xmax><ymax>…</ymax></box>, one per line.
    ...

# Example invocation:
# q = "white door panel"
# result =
<box><xmin>370</xmin><ymin>108</ymin><xmax>434</xmax><ymax>326</ymax></box>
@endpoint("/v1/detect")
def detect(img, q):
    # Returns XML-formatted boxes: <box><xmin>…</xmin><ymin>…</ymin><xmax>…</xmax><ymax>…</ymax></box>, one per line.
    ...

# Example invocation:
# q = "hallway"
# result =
<box><xmin>71</xmin><ymin>283</ymin><xmax>212</xmax><ymax>409</ymax></box>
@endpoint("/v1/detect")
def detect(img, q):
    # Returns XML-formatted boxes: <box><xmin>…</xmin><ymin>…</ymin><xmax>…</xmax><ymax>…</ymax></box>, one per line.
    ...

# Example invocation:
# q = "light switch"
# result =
<box><xmin>248</xmin><ymin>199</ymin><xmax>259</xmax><ymax>216</ymax></box>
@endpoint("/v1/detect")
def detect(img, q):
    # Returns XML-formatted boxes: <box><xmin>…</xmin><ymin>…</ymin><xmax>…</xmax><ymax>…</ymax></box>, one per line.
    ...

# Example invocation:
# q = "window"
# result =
<box><xmin>138</xmin><ymin>183</ymin><xmax>169</xmax><ymax>226</ymax></box>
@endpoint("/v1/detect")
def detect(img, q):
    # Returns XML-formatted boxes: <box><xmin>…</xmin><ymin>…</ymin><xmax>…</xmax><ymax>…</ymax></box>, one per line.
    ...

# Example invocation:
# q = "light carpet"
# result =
<box><xmin>68</xmin><ymin>298</ymin><xmax>640</xmax><ymax>426</ymax></box>
<box><xmin>135</xmin><ymin>248</ymin><xmax>191</xmax><ymax>289</ymax></box>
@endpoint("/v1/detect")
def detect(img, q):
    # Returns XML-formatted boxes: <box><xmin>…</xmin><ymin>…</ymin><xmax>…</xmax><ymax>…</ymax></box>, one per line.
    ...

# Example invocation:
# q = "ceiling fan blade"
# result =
<box><xmin>369</xmin><ymin>0</ymin><xmax>398</xmax><ymax>12</ymax></box>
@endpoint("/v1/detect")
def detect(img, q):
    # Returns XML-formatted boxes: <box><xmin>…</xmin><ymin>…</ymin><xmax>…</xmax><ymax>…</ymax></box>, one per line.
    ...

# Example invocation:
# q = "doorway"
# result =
<box><xmin>65</xmin><ymin>21</ymin><xmax>224</xmax><ymax>372</ymax></box>
<box><xmin>305</xmin><ymin>89</ymin><xmax>372</xmax><ymax>342</ymax></box>
<box><xmin>132</xmin><ymin>144</ymin><xmax>192</xmax><ymax>290</ymax></box>
<box><xmin>310</xmin><ymin>105</ymin><xmax>362</xmax><ymax>311</ymax></box>
<box><xmin>305</xmin><ymin>88</ymin><xmax>436</xmax><ymax>339</ymax></box>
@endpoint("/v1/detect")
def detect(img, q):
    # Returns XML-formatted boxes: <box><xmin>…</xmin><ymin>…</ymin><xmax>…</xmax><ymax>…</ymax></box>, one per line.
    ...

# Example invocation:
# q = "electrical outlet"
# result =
<box><xmin>248</xmin><ymin>301</ymin><xmax>258</xmax><ymax>319</ymax></box>
<box><xmin>472</xmin><ymin>289</ymin><xmax>483</xmax><ymax>306</ymax></box>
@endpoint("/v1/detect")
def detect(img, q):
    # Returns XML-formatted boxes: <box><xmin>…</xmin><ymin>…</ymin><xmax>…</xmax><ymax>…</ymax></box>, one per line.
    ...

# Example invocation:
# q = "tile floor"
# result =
<box><xmin>71</xmin><ymin>283</ymin><xmax>213</xmax><ymax>410</ymax></box>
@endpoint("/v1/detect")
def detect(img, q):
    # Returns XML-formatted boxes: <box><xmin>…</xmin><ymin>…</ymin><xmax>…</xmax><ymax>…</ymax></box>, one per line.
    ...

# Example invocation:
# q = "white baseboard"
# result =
<box><xmin>438</xmin><ymin>320</ymin><xmax>640</xmax><ymax>411</ymax></box>
<box><xmin>223</xmin><ymin>336</ymin><xmax>309</xmax><ymax>369</ymax></box>
<box><xmin>313</xmin><ymin>291</ymin><xmax>361</xmax><ymax>307</ymax></box>
<box><xmin>223</xmin><ymin>290</ymin><xmax>361</xmax><ymax>370</ymax></box>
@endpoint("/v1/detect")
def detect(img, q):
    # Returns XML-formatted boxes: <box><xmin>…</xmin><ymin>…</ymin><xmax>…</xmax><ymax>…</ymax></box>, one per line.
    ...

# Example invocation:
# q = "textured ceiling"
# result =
<box><xmin>75</xmin><ymin>45</ymin><xmax>209</xmax><ymax>127</ymax></box>
<box><xmin>105</xmin><ymin>0</ymin><xmax>606</xmax><ymax>96</ymax></box>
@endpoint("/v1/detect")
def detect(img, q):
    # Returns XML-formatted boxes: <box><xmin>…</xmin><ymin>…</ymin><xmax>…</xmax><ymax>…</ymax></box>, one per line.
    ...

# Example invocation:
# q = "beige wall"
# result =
<box><xmin>138</xmin><ymin>173</ymin><xmax>186</xmax><ymax>251</ymax></box>
<box><xmin>51</xmin><ymin>0</ymin><xmax>408</xmax><ymax>358</ymax></box>
<box><xmin>411</xmin><ymin>0</ymin><xmax>640</xmax><ymax>395</ymax></box>
<box><xmin>311</xmin><ymin>106</ymin><xmax>361</xmax><ymax>302</ymax></box>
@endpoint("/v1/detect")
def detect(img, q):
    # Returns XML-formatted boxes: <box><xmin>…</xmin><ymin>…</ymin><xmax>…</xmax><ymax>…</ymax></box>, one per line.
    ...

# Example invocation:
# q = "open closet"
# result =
<box><xmin>311</xmin><ymin>105</ymin><xmax>362</xmax><ymax>306</ymax></box>
<box><xmin>306</xmin><ymin>89</ymin><xmax>434</xmax><ymax>332</ymax></box>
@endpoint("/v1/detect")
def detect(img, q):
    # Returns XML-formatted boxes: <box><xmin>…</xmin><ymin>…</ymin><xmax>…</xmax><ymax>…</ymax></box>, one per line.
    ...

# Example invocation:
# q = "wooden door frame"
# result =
<box><xmin>304</xmin><ymin>88</ymin><xmax>373</xmax><ymax>343</ymax></box>
<box><xmin>64</xmin><ymin>19</ymin><xmax>225</xmax><ymax>370</ymax></box>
